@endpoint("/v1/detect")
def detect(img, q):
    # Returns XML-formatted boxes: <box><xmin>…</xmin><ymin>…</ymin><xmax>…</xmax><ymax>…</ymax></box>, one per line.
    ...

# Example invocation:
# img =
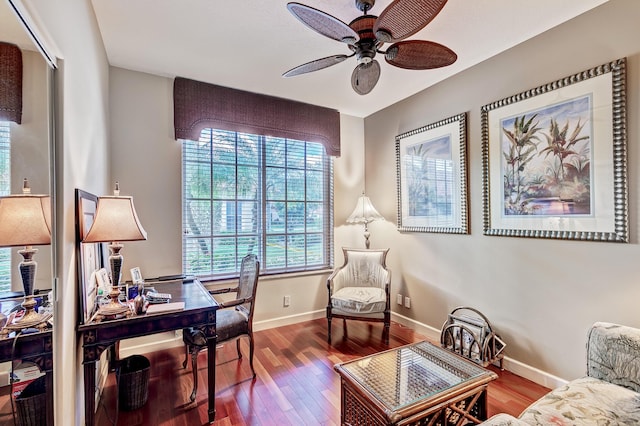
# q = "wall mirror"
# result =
<box><xmin>0</xmin><ymin>0</ymin><xmax>56</xmax><ymax>304</ymax></box>
<box><xmin>0</xmin><ymin>0</ymin><xmax>57</xmax><ymax>422</ymax></box>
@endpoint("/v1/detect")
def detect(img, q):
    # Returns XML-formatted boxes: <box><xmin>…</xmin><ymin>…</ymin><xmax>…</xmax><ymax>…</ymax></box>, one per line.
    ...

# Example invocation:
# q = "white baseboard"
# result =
<box><xmin>391</xmin><ymin>312</ymin><xmax>568</xmax><ymax>389</ymax></box>
<box><xmin>253</xmin><ymin>310</ymin><xmax>325</xmax><ymax>331</ymax></box>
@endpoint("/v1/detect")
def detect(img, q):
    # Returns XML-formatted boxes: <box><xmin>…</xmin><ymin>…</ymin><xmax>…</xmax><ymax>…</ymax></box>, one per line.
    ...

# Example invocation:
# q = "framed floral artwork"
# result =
<box><xmin>481</xmin><ymin>58</ymin><xmax>628</xmax><ymax>242</ymax></box>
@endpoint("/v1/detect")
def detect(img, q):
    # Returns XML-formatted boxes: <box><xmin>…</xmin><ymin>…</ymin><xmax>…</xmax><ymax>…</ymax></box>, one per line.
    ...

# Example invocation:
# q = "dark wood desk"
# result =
<box><xmin>78</xmin><ymin>278</ymin><xmax>219</xmax><ymax>425</ymax></box>
<box><xmin>0</xmin><ymin>301</ymin><xmax>53</xmax><ymax>425</ymax></box>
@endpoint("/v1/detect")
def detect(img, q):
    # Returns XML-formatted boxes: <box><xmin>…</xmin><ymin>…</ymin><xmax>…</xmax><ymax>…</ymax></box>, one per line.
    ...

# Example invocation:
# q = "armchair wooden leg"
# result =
<box><xmin>183</xmin><ymin>344</ymin><xmax>189</xmax><ymax>369</ymax></box>
<box><xmin>383</xmin><ymin>323</ymin><xmax>390</xmax><ymax>345</ymax></box>
<box><xmin>327</xmin><ymin>311</ymin><xmax>332</xmax><ymax>343</ymax></box>
<box><xmin>236</xmin><ymin>338</ymin><xmax>243</xmax><ymax>360</ymax></box>
<box><xmin>248</xmin><ymin>335</ymin><xmax>256</xmax><ymax>378</ymax></box>
<box><xmin>384</xmin><ymin>313</ymin><xmax>390</xmax><ymax>345</ymax></box>
<box><xmin>190</xmin><ymin>350</ymin><xmax>199</xmax><ymax>402</ymax></box>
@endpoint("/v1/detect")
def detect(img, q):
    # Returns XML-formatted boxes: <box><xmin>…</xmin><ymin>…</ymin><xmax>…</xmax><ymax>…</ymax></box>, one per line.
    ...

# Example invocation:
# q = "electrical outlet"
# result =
<box><xmin>396</xmin><ymin>294</ymin><xmax>403</xmax><ymax>305</ymax></box>
<box><xmin>283</xmin><ymin>295</ymin><xmax>291</xmax><ymax>307</ymax></box>
<box><xmin>404</xmin><ymin>296</ymin><xmax>411</xmax><ymax>309</ymax></box>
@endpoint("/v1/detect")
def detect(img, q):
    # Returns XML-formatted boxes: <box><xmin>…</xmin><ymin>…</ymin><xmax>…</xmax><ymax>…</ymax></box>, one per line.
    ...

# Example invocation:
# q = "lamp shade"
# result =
<box><xmin>83</xmin><ymin>196</ymin><xmax>147</xmax><ymax>243</ymax></box>
<box><xmin>0</xmin><ymin>194</ymin><xmax>51</xmax><ymax>247</ymax></box>
<box><xmin>346</xmin><ymin>193</ymin><xmax>385</xmax><ymax>225</ymax></box>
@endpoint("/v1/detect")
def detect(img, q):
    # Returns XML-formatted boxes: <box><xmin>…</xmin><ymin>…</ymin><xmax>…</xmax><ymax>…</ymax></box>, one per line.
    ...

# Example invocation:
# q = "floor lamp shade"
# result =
<box><xmin>346</xmin><ymin>192</ymin><xmax>385</xmax><ymax>249</ymax></box>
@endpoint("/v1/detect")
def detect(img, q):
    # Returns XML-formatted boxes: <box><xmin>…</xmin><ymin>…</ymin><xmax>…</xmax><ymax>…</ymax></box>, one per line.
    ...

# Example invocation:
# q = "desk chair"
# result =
<box><xmin>182</xmin><ymin>254</ymin><xmax>260</xmax><ymax>402</ymax></box>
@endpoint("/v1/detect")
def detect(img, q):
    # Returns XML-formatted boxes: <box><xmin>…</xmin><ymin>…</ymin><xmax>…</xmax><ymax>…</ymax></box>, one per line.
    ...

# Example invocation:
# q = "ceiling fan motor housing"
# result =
<box><xmin>349</xmin><ymin>15</ymin><xmax>380</xmax><ymax>64</ymax></box>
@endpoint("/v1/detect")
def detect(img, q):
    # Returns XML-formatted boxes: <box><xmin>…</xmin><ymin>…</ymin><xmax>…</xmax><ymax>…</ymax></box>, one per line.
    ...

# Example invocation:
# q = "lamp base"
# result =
<box><xmin>0</xmin><ymin>295</ymin><xmax>52</xmax><ymax>337</ymax></box>
<box><xmin>95</xmin><ymin>285</ymin><xmax>131</xmax><ymax>321</ymax></box>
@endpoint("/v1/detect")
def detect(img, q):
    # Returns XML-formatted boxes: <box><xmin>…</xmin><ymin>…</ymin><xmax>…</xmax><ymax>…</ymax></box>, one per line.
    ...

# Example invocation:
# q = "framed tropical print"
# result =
<box><xmin>396</xmin><ymin>112</ymin><xmax>469</xmax><ymax>234</ymax></box>
<box><xmin>481</xmin><ymin>58</ymin><xmax>628</xmax><ymax>242</ymax></box>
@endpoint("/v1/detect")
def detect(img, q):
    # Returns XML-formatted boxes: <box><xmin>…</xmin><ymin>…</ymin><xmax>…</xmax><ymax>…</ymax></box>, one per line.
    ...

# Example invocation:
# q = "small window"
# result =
<box><xmin>182</xmin><ymin>128</ymin><xmax>333</xmax><ymax>278</ymax></box>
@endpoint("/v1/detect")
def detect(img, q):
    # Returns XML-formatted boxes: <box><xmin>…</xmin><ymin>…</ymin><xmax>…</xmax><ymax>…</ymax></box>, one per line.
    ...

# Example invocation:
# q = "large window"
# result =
<box><xmin>182</xmin><ymin>128</ymin><xmax>333</xmax><ymax>279</ymax></box>
<box><xmin>0</xmin><ymin>122</ymin><xmax>11</xmax><ymax>292</ymax></box>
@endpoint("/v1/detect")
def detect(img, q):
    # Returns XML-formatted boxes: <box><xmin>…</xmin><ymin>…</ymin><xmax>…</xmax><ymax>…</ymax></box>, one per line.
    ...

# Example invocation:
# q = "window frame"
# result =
<box><xmin>181</xmin><ymin>128</ymin><xmax>334</xmax><ymax>280</ymax></box>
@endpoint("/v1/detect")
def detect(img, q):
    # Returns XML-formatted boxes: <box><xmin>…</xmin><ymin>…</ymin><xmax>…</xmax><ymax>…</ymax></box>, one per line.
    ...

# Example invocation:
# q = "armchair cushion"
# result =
<box><xmin>331</xmin><ymin>287</ymin><xmax>386</xmax><ymax>314</ymax></box>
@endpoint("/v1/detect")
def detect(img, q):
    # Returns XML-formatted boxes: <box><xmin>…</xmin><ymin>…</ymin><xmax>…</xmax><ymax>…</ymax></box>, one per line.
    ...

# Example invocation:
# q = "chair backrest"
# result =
<box><xmin>332</xmin><ymin>247</ymin><xmax>390</xmax><ymax>290</ymax></box>
<box><xmin>236</xmin><ymin>254</ymin><xmax>260</xmax><ymax>318</ymax></box>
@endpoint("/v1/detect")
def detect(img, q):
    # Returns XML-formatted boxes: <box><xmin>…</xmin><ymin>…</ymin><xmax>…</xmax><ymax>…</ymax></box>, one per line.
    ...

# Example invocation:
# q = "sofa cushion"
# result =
<box><xmin>517</xmin><ymin>376</ymin><xmax>640</xmax><ymax>425</ymax></box>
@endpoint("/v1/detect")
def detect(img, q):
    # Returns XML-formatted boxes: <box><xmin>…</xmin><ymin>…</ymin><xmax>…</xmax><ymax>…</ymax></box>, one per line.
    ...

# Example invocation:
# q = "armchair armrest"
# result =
<box><xmin>218</xmin><ymin>296</ymin><xmax>252</xmax><ymax>309</ymax></box>
<box><xmin>209</xmin><ymin>286</ymin><xmax>239</xmax><ymax>295</ymax></box>
<box><xmin>587</xmin><ymin>322</ymin><xmax>640</xmax><ymax>392</ymax></box>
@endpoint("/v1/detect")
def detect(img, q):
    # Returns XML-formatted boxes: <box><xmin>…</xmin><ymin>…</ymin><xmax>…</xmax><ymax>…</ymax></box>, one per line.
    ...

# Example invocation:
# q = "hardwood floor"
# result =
<box><xmin>0</xmin><ymin>318</ymin><xmax>551</xmax><ymax>425</ymax></box>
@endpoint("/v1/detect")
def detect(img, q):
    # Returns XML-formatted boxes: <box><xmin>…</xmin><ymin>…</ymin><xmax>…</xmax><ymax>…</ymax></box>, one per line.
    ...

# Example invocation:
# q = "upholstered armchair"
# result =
<box><xmin>327</xmin><ymin>248</ymin><xmax>391</xmax><ymax>344</ymax></box>
<box><xmin>182</xmin><ymin>254</ymin><xmax>260</xmax><ymax>402</ymax></box>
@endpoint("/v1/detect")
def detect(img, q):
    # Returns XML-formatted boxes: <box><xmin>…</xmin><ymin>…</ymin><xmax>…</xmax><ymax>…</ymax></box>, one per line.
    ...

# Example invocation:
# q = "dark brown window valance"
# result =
<box><xmin>173</xmin><ymin>77</ymin><xmax>340</xmax><ymax>156</ymax></box>
<box><xmin>0</xmin><ymin>42</ymin><xmax>22</xmax><ymax>124</ymax></box>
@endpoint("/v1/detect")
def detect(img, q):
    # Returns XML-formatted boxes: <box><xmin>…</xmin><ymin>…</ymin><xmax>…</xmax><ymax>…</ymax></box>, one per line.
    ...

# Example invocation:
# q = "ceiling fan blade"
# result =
<box><xmin>374</xmin><ymin>0</ymin><xmax>448</xmax><ymax>43</ymax></box>
<box><xmin>283</xmin><ymin>54</ymin><xmax>350</xmax><ymax>77</ymax></box>
<box><xmin>385</xmin><ymin>40</ymin><xmax>456</xmax><ymax>69</ymax></box>
<box><xmin>287</xmin><ymin>3</ymin><xmax>359</xmax><ymax>44</ymax></box>
<box><xmin>351</xmin><ymin>60</ymin><xmax>380</xmax><ymax>95</ymax></box>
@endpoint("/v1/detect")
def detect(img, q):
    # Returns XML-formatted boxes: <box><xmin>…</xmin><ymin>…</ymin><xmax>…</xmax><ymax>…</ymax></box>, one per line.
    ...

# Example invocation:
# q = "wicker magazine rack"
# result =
<box><xmin>440</xmin><ymin>306</ymin><xmax>506</xmax><ymax>369</ymax></box>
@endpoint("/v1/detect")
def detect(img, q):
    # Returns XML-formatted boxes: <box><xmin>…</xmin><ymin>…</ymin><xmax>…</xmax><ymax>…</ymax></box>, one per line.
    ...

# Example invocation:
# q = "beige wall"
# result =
<box><xmin>364</xmin><ymin>0</ymin><xmax>640</xmax><ymax>382</ymax></box>
<box><xmin>28</xmin><ymin>0</ymin><xmax>112</xmax><ymax>424</ymax></box>
<box><xmin>108</xmin><ymin>66</ymin><xmax>367</xmax><ymax>326</ymax></box>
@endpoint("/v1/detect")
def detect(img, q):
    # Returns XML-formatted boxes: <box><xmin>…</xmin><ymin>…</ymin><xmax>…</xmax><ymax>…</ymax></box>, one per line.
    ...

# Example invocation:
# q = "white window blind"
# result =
<box><xmin>0</xmin><ymin>121</ymin><xmax>11</xmax><ymax>293</ymax></box>
<box><xmin>182</xmin><ymin>128</ymin><xmax>333</xmax><ymax>279</ymax></box>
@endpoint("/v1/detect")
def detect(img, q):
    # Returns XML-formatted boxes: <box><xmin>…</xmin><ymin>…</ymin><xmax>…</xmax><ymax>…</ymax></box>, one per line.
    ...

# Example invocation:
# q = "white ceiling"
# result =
<box><xmin>90</xmin><ymin>0</ymin><xmax>609</xmax><ymax>118</ymax></box>
<box><xmin>0</xmin><ymin>1</ymin><xmax>37</xmax><ymax>51</ymax></box>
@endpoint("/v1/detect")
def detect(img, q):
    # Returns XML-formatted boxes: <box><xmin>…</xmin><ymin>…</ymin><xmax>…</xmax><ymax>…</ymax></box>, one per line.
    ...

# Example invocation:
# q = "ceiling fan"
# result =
<box><xmin>283</xmin><ymin>0</ymin><xmax>457</xmax><ymax>95</ymax></box>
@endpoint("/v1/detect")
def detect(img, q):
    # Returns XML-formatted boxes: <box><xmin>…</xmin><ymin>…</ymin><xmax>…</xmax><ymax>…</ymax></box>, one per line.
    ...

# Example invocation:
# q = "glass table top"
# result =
<box><xmin>337</xmin><ymin>341</ymin><xmax>491</xmax><ymax>412</ymax></box>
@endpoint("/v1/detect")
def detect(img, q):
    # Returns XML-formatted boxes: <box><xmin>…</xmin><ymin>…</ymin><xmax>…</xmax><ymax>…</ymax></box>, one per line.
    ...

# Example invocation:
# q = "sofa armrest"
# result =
<box><xmin>587</xmin><ymin>322</ymin><xmax>640</xmax><ymax>392</ymax></box>
<box><xmin>481</xmin><ymin>413</ymin><xmax>529</xmax><ymax>425</ymax></box>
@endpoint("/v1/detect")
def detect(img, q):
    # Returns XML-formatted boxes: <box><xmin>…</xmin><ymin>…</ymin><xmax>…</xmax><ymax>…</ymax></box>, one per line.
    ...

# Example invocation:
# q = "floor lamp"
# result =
<box><xmin>0</xmin><ymin>179</ymin><xmax>52</xmax><ymax>334</ymax></box>
<box><xmin>83</xmin><ymin>182</ymin><xmax>147</xmax><ymax>320</ymax></box>
<box><xmin>346</xmin><ymin>192</ymin><xmax>385</xmax><ymax>249</ymax></box>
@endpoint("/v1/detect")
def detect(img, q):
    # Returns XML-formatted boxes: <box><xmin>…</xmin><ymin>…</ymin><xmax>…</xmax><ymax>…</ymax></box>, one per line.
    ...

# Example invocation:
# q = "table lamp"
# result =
<box><xmin>346</xmin><ymin>191</ymin><xmax>385</xmax><ymax>249</ymax></box>
<box><xmin>0</xmin><ymin>178</ymin><xmax>52</xmax><ymax>333</ymax></box>
<box><xmin>83</xmin><ymin>182</ymin><xmax>147</xmax><ymax>319</ymax></box>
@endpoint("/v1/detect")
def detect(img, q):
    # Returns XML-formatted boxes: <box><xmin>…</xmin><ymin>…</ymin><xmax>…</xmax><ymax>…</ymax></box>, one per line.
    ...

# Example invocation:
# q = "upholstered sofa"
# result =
<box><xmin>483</xmin><ymin>322</ymin><xmax>640</xmax><ymax>425</ymax></box>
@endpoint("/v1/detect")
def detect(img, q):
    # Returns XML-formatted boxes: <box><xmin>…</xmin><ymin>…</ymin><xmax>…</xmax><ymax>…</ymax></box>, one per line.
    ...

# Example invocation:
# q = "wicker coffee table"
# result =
<box><xmin>334</xmin><ymin>341</ymin><xmax>498</xmax><ymax>425</ymax></box>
